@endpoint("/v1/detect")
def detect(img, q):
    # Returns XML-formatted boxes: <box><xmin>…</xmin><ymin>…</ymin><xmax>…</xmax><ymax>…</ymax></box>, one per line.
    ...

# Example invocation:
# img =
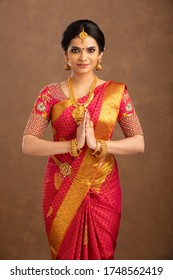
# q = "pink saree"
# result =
<box><xmin>23</xmin><ymin>80</ymin><xmax>143</xmax><ymax>260</ymax></box>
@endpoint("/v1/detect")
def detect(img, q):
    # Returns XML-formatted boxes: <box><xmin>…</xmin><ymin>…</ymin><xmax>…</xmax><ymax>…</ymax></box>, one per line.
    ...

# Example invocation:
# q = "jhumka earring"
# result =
<box><xmin>96</xmin><ymin>59</ymin><xmax>103</xmax><ymax>71</ymax></box>
<box><xmin>64</xmin><ymin>56</ymin><xmax>71</xmax><ymax>70</ymax></box>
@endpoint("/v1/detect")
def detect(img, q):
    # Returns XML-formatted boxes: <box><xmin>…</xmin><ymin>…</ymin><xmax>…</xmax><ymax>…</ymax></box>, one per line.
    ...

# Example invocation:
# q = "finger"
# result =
<box><xmin>90</xmin><ymin>121</ymin><xmax>93</xmax><ymax>128</ymax></box>
<box><xmin>84</xmin><ymin>111</ymin><xmax>88</xmax><ymax>123</ymax></box>
<box><xmin>86</xmin><ymin>111</ymin><xmax>90</xmax><ymax>121</ymax></box>
<box><xmin>77</xmin><ymin>120</ymin><xmax>85</xmax><ymax>130</ymax></box>
<box><xmin>85</xmin><ymin>113</ymin><xmax>89</xmax><ymax>127</ymax></box>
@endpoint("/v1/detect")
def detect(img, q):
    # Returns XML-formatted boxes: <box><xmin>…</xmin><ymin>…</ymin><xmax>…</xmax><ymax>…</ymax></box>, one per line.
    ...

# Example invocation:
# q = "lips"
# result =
<box><xmin>77</xmin><ymin>64</ymin><xmax>89</xmax><ymax>67</ymax></box>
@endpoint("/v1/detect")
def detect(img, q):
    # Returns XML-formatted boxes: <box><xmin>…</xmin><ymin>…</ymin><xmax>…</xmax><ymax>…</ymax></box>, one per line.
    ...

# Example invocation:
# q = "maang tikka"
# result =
<box><xmin>78</xmin><ymin>27</ymin><xmax>88</xmax><ymax>42</ymax></box>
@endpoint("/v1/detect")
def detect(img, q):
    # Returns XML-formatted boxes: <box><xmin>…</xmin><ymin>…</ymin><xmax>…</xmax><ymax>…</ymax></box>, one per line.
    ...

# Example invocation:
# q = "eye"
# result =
<box><xmin>71</xmin><ymin>48</ymin><xmax>80</xmax><ymax>53</ymax></box>
<box><xmin>87</xmin><ymin>48</ymin><xmax>96</xmax><ymax>53</ymax></box>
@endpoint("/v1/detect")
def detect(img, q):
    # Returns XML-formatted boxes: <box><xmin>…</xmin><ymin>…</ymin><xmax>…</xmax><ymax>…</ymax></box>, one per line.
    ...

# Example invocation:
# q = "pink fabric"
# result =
<box><xmin>24</xmin><ymin>81</ymin><xmax>142</xmax><ymax>259</ymax></box>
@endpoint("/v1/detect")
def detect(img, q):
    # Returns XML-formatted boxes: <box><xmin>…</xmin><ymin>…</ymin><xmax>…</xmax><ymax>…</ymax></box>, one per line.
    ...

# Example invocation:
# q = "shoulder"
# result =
<box><xmin>40</xmin><ymin>82</ymin><xmax>61</xmax><ymax>93</ymax></box>
<box><xmin>38</xmin><ymin>82</ymin><xmax>63</xmax><ymax>100</ymax></box>
<box><xmin>109</xmin><ymin>80</ymin><xmax>127</xmax><ymax>89</ymax></box>
<box><xmin>106</xmin><ymin>81</ymin><xmax>127</xmax><ymax>96</ymax></box>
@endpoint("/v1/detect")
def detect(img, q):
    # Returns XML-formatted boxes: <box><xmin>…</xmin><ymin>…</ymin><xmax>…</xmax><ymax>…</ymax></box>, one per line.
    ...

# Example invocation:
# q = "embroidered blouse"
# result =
<box><xmin>23</xmin><ymin>83</ymin><xmax>143</xmax><ymax>138</ymax></box>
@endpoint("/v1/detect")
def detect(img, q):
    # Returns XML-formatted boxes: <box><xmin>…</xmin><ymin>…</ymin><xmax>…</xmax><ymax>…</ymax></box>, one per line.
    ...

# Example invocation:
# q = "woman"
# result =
<box><xmin>22</xmin><ymin>19</ymin><xmax>144</xmax><ymax>260</ymax></box>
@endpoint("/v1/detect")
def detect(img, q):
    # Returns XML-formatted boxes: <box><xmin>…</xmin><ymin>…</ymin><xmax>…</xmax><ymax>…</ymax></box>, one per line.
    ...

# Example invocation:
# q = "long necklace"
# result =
<box><xmin>67</xmin><ymin>76</ymin><xmax>97</xmax><ymax>125</ymax></box>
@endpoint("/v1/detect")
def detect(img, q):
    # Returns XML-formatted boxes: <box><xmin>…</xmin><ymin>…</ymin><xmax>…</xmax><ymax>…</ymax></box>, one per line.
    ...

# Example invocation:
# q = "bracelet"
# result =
<box><xmin>94</xmin><ymin>140</ymin><xmax>108</xmax><ymax>158</ymax></box>
<box><xmin>69</xmin><ymin>138</ymin><xmax>81</xmax><ymax>157</ymax></box>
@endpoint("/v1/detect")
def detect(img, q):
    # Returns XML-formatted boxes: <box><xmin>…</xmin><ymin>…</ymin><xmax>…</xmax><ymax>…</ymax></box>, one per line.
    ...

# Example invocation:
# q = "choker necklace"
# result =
<box><xmin>67</xmin><ymin>76</ymin><xmax>97</xmax><ymax>125</ymax></box>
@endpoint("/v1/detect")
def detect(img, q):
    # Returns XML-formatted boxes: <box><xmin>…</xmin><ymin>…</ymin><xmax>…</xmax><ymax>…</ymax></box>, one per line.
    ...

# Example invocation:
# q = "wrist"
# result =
<box><xmin>69</xmin><ymin>138</ymin><xmax>82</xmax><ymax>157</ymax></box>
<box><xmin>92</xmin><ymin>140</ymin><xmax>108</xmax><ymax>157</ymax></box>
<box><xmin>91</xmin><ymin>139</ymin><xmax>100</xmax><ymax>154</ymax></box>
<box><xmin>89</xmin><ymin>139</ymin><xmax>99</xmax><ymax>151</ymax></box>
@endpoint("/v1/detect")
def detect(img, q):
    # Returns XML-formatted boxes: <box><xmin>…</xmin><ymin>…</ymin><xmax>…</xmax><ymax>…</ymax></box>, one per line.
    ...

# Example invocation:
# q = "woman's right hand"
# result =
<box><xmin>76</xmin><ymin>115</ymin><xmax>86</xmax><ymax>149</ymax></box>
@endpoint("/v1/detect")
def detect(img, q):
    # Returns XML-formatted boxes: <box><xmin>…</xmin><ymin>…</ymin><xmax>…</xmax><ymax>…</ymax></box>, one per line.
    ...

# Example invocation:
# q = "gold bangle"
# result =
<box><xmin>69</xmin><ymin>138</ymin><xmax>81</xmax><ymax>157</ymax></box>
<box><xmin>75</xmin><ymin>139</ymin><xmax>82</xmax><ymax>155</ymax></box>
<box><xmin>95</xmin><ymin>140</ymin><xmax>108</xmax><ymax>158</ymax></box>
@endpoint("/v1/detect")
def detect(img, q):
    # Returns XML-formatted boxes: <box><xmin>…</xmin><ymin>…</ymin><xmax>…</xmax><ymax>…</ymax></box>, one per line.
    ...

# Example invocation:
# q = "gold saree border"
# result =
<box><xmin>51</xmin><ymin>99</ymin><xmax>72</xmax><ymax>125</ymax></box>
<box><xmin>49</xmin><ymin>81</ymin><xmax>125</xmax><ymax>259</ymax></box>
<box><xmin>49</xmin><ymin>148</ymin><xmax>98</xmax><ymax>259</ymax></box>
<box><xmin>95</xmin><ymin>82</ymin><xmax>125</xmax><ymax>139</ymax></box>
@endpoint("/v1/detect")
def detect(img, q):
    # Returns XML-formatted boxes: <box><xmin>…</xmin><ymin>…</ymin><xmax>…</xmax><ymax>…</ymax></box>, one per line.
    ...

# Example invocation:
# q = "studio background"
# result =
<box><xmin>0</xmin><ymin>0</ymin><xmax>172</xmax><ymax>260</ymax></box>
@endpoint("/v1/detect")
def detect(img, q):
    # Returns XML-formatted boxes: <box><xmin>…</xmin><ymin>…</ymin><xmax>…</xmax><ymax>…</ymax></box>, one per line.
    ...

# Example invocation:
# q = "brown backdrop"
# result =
<box><xmin>0</xmin><ymin>0</ymin><xmax>172</xmax><ymax>260</ymax></box>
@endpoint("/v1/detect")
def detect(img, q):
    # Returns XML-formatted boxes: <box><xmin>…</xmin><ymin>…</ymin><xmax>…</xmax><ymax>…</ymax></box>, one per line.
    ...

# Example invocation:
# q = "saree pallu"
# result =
<box><xmin>42</xmin><ymin>81</ymin><xmax>125</xmax><ymax>260</ymax></box>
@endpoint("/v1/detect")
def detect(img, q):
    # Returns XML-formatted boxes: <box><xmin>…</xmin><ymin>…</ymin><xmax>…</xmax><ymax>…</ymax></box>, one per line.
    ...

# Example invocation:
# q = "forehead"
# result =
<box><xmin>68</xmin><ymin>36</ymin><xmax>99</xmax><ymax>48</ymax></box>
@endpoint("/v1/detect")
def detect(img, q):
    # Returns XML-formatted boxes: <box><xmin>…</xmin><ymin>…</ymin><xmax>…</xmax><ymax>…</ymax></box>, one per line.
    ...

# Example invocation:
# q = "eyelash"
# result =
<box><xmin>71</xmin><ymin>49</ymin><xmax>96</xmax><ymax>53</ymax></box>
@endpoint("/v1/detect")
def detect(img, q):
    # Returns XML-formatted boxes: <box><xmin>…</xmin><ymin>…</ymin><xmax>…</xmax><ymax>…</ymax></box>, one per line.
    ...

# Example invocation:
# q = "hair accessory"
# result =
<box><xmin>96</xmin><ymin>59</ymin><xmax>102</xmax><ymax>71</ymax></box>
<box><xmin>79</xmin><ymin>27</ymin><xmax>88</xmax><ymax>42</ymax></box>
<box><xmin>64</xmin><ymin>56</ymin><xmax>71</xmax><ymax>70</ymax></box>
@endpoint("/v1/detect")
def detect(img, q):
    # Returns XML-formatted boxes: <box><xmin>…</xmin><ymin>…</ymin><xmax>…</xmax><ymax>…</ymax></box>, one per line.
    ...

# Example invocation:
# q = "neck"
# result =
<box><xmin>70</xmin><ymin>71</ymin><xmax>96</xmax><ymax>85</ymax></box>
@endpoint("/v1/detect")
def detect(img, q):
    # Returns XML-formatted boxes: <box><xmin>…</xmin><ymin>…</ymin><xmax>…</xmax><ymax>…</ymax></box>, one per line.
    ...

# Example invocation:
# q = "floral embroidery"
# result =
<box><xmin>32</xmin><ymin>86</ymin><xmax>54</xmax><ymax>119</ymax></box>
<box><xmin>37</xmin><ymin>102</ymin><xmax>46</xmax><ymax>112</ymax></box>
<box><xmin>125</xmin><ymin>102</ymin><xmax>133</xmax><ymax>113</ymax></box>
<box><xmin>117</xmin><ymin>89</ymin><xmax>143</xmax><ymax>137</ymax></box>
<box><xmin>118</xmin><ymin>89</ymin><xmax>136</xmax><ymax>122</ymax></box>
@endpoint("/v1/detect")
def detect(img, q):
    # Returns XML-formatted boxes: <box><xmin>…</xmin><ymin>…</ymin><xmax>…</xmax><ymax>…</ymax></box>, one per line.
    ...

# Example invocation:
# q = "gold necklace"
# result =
<box><xmin>67</xmin><ymin>76</ymin><xmax>97</xmax><ymax>125</ymax></box>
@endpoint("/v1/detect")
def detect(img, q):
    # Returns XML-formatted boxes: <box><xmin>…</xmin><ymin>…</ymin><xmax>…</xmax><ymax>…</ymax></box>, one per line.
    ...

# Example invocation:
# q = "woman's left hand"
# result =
<box><xmin>85</xmin><ymin>111</ymin><xmax>97</xmax><ymax>150</ymax></box>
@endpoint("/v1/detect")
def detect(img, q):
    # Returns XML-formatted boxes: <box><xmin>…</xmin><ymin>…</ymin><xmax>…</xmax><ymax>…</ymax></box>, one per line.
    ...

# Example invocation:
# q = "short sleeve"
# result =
<box><xmin>118</xmin><ymin>89</ymin><xmax>143</xmax><ymax>137</ymax></box>
<box><xmin>23</xmin><ymin>85</ymin><xmax>54</xmax><ymax>138</ymax></box>
<box><xmin>32</xmin><ymin>85</ymin><xmax>53</xmax><ymax>120</ymax></box>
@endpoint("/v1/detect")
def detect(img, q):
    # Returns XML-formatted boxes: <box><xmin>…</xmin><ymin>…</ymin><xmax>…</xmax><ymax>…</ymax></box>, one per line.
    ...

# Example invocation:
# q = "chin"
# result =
<box><xmin>74</xmin><ymin>67</ymin><xmax>94</xmax><ymax>74</ymax></box>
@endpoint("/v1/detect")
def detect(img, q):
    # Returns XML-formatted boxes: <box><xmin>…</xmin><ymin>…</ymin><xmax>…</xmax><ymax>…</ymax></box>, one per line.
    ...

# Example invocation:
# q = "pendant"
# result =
<box><xmin>72</xmin><ymin>105</ymin><xmax>86</xmax><ymax>125</ymax></box>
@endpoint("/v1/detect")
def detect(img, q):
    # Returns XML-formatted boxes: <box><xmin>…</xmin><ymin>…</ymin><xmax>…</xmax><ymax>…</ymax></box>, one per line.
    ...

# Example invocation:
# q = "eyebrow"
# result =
<box><xmin>70</xmin><ymin>46</ymin><xmax>96</xmax><ymax>49</ymax></box>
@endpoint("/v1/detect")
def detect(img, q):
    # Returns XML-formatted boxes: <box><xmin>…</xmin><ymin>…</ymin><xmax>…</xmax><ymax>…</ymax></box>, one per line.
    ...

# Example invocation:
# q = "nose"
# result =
<box><xmin>79</xmin><ymin>50</ymin><xmax>87</xmax><ymax>61</ymax></box>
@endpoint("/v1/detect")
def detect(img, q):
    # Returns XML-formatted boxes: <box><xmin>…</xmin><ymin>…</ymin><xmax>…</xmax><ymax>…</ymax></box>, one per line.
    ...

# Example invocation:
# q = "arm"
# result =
<box><xmin>22</xmin><ymin>135</ymin><xmax>69</xmax><ymax>156</ymax></box>
<box><xmin>85</xmin><ymin>112</ymin><xmax>144</xmax><ymax>155</ymax></box>
<box><xmin>22</xmin><ymin>85</ymin><xmax>71</xmax><ymax>156</ymax></box>
<box><xmin>106</xmin><ymin>134</ymin><xmax>144</xmax><ymax>155</ymax></box>
<box><xmin>22</xmin><ymin>117</ymin><xmax>85</xmax><ymax>156</ymax></box>
<box><xmin>22</xmin><ymin>84</ymin><xmax>86</xmax><ymax>156</ymax></box>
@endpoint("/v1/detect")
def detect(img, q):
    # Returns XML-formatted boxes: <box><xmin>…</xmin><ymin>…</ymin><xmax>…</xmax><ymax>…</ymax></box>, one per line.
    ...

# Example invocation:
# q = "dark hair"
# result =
<box><xmin>61</xmin><ymin>19</ymin><xmax>105</xmax><ymax>53</ymax></box>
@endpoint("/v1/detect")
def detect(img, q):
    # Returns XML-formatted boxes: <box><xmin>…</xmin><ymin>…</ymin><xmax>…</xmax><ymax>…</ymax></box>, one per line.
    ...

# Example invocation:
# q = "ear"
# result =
<box><xmin>98</xmin><ymin>52</ymin><xmax>103</xmax><ymax>60</ymax></box>
<box><xmin>64</xmin><ymin>51</ymin><xmax>68</xmax><ymax>59</ymax></box>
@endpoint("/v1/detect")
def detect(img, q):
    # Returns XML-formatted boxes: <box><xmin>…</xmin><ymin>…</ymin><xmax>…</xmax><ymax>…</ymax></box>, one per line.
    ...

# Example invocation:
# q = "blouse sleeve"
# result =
<box><xmin>117</xmin><ymin>89</ymin><xmax>143</xmax><ymax>138</ymax></box>
<box><xmin>23</xmin><ymin>85</ymin><xmax>53</xmax><ymax>138</ymax></box>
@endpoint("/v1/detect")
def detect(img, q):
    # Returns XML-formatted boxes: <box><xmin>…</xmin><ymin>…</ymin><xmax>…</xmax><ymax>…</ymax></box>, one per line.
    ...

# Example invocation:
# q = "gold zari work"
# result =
<box><xmin>52</xmin><ymin>155</ymin><xmax>72</xmax><ymax>177</ymax></box>
<box><xmin>60</xmin><ymin>162</ymin><xmax>72</xmax><ymax>177</ymax></box>
<box><xmin>47</xmin><ymin>206</ymin><xmax>53</xmax><ymax>218</ymax></box>
<box><xmin>49</xmin><ymin>82</ymin><xmax>126</xmax><ymax>259</ymax></box>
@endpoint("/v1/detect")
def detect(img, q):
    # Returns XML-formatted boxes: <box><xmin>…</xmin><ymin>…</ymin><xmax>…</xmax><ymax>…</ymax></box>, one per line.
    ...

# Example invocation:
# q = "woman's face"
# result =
<box><xmin>66</xmin><ymin>36</ymin><xmax>103</xmax><ymax>74</ymax></box>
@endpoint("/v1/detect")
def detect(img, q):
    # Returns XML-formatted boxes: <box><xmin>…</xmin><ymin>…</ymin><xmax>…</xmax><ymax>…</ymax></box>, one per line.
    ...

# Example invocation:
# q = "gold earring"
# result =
<box><xmin>64</xmin><ymin>56</ymin><xmax>71</xmax><ymax>70</ymax></box>
<box><xmin>96</xmin><ymin>59</ymin><xmax>102</xmax><ymax>71</ymax></box>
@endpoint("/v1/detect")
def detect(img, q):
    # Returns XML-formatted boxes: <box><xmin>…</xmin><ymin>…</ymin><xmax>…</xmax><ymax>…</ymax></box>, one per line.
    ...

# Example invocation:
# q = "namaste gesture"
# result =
<box><xmin>77</xmin><ymin>110</ymin><xmax>97</xmax><ymax>150</ymax></box>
